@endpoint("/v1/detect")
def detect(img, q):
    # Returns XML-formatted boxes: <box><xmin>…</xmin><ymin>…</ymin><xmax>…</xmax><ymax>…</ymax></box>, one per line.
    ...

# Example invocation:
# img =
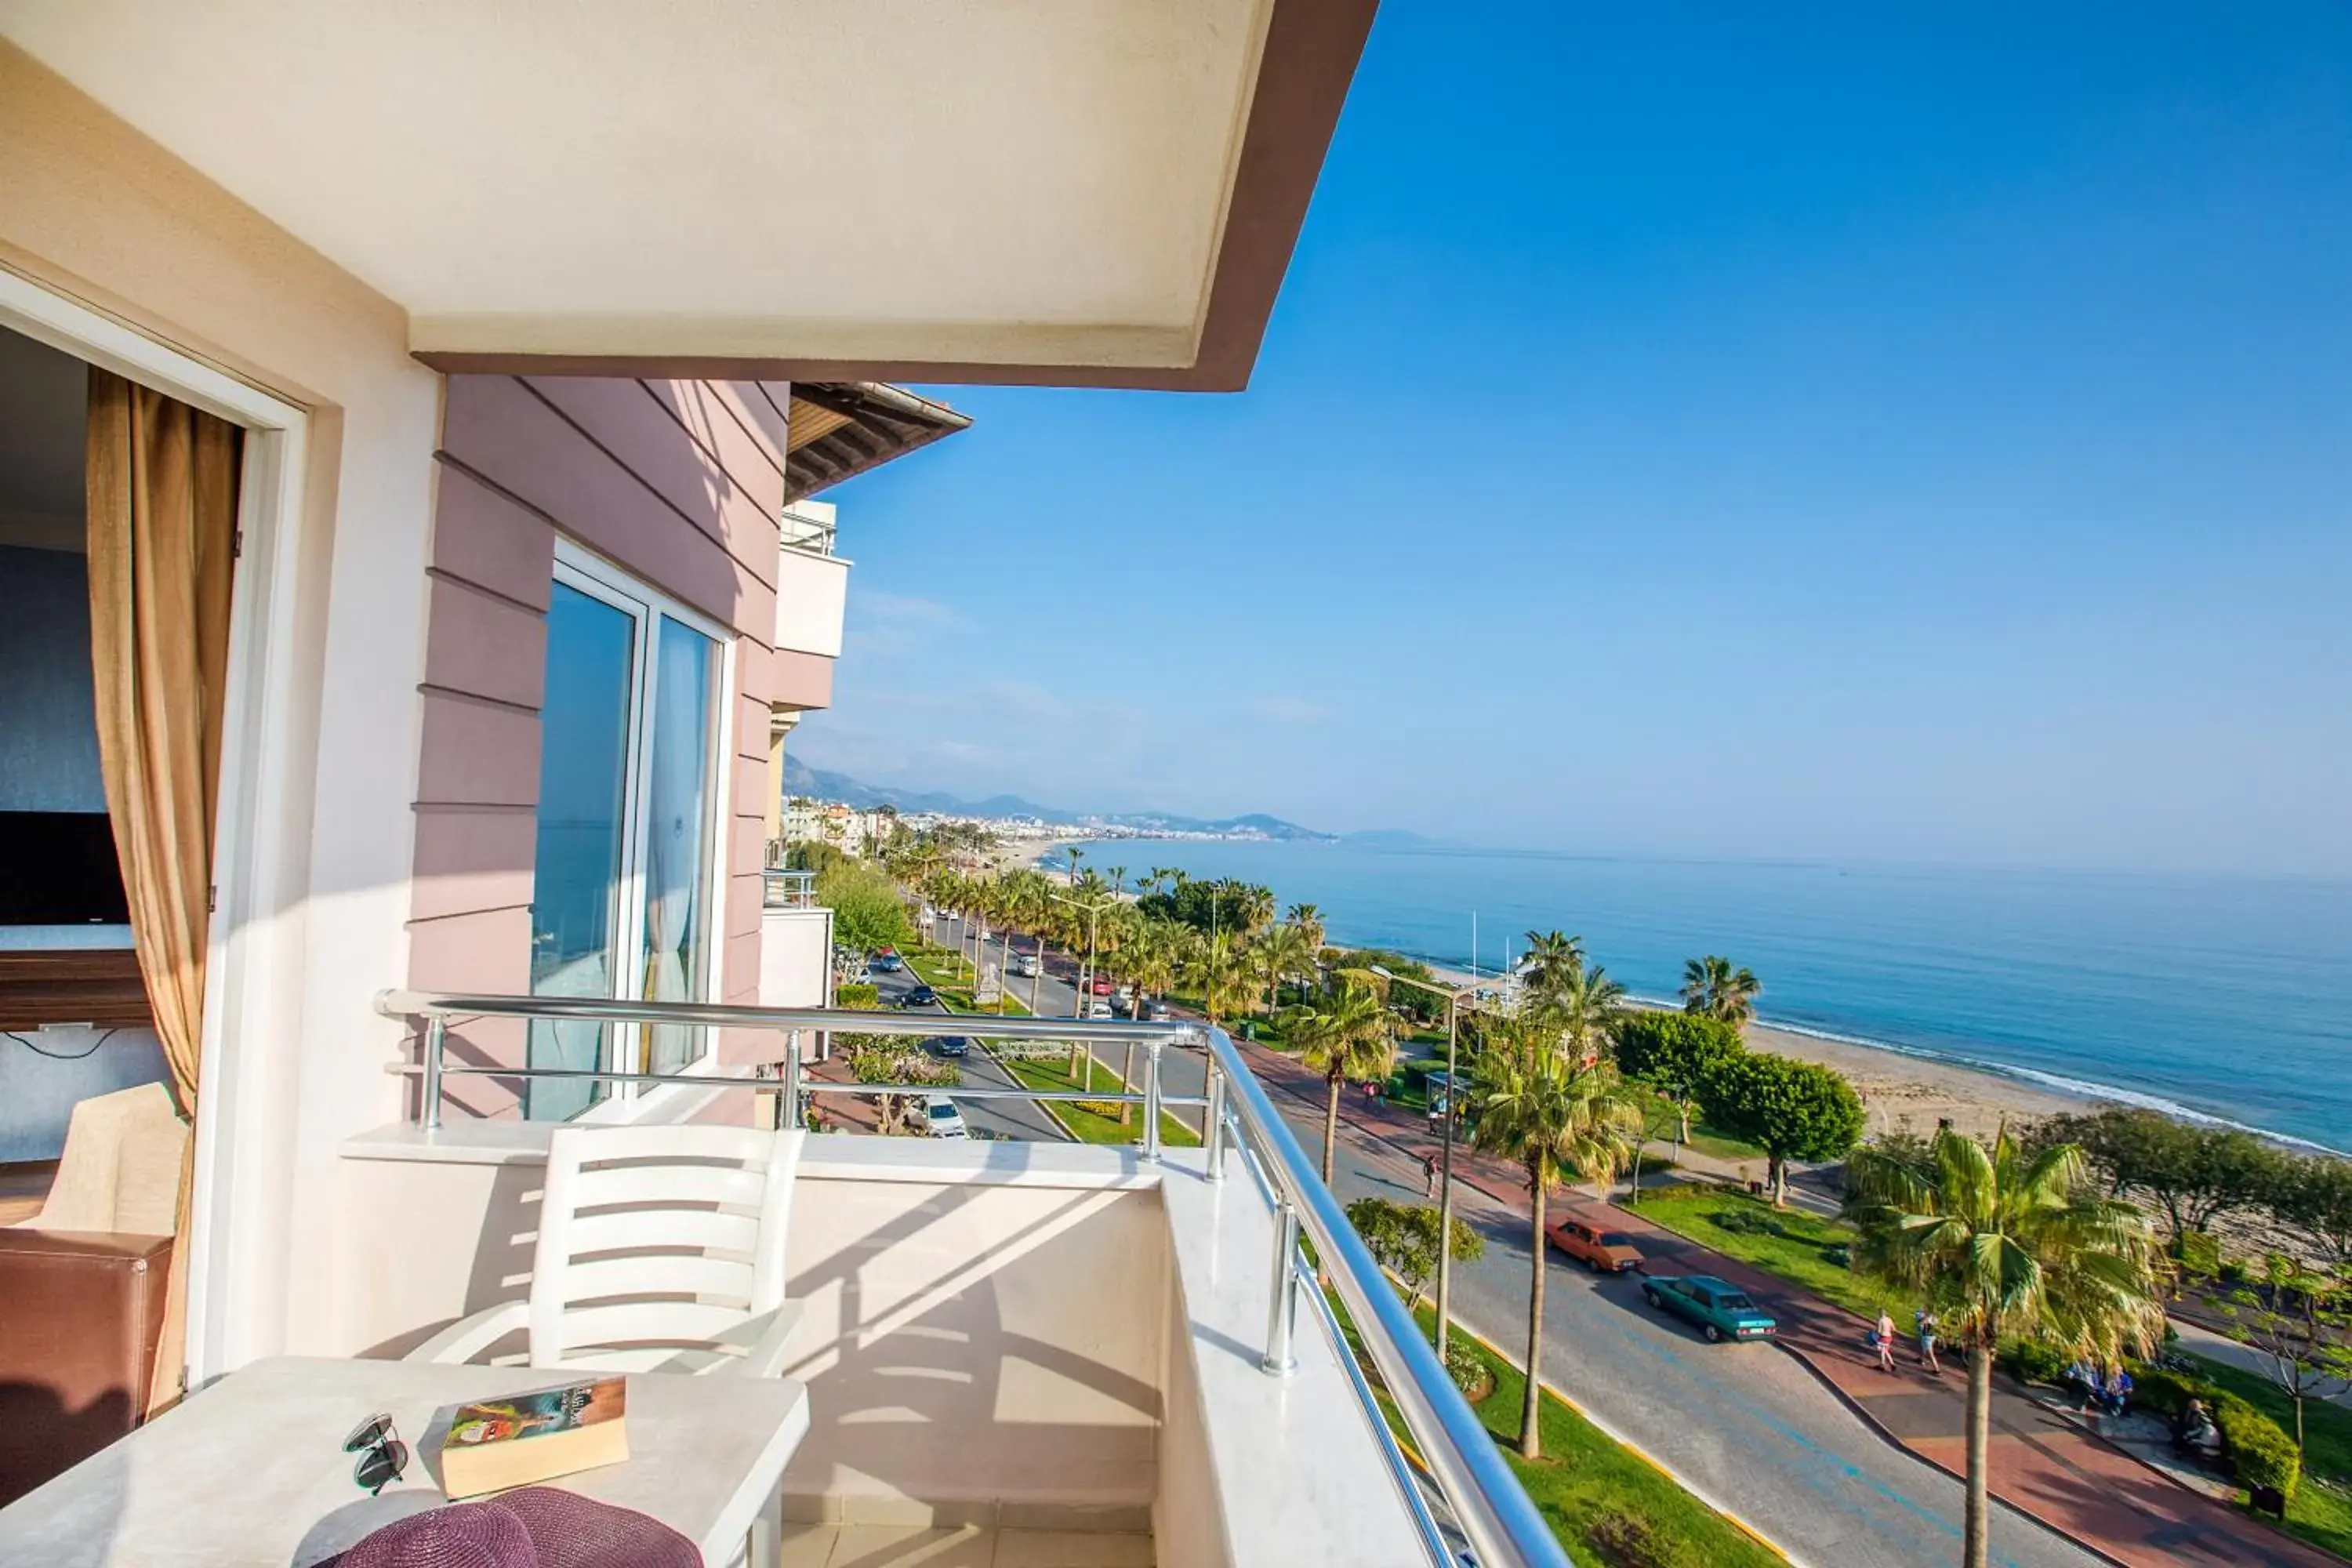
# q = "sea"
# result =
<box><xmin>1052</xmin><ymin>840</ymin><xmax>2352</xmax><ymax>1154</ymax></box>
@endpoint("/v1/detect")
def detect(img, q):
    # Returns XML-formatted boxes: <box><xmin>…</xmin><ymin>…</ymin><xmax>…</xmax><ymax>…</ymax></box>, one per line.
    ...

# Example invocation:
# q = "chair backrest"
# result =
<box><xmin>13</xmin><ymin>1082</ymin><xmax>187</xmax><ymax>1236</ymax></box>
<box><xmin>528</xmin><ymin>1123</ymin><xmax>803</xmax><ymax>1371</ymax></box>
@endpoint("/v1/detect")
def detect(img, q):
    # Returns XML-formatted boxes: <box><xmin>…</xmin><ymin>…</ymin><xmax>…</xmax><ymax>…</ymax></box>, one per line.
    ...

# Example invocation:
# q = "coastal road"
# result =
<box><xmin>1301</xmin><ymin>1108</ymin><xmax>2105</xmax><ymax>1568</ymax></box>
<box><xmin>862</xmin><ymin>960</ymin><xmax>1071</xmax><ymax>1144</ymax></box>
<box><xmin>927</xmin><ymin>916</ymin><xmax>2104</xmax><ymax>1568</ymax></box>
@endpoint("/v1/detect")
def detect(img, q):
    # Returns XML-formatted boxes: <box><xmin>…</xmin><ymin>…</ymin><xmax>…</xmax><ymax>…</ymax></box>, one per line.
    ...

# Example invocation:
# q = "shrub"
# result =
<box><xmin>2132</xmin><ymin>1367</ymin><xmax>2302</xmax><ymax>1497</ymax></box>
<box><xmin>1711</xmin><ymin>1206</ymin><xmax>1784</xmax><ymax>1237</ymax></box>
<box><xmin>1998</xmin><ymin>1338</ymin><xmax>2070</xmax><ymax>1386</ymax></box>
<box><xmin>834</xmin><ymin>982</ymin><xmax>881</xmax><ymax>1009</ymax></box>
<box><xmin>2213</xmin><ymin>1393</ymin><xmax>2301</xmax><ymax>1499</ymax></box>
<box><xmin>1583</xmin><ymin>1508</ymin><xmax>1683</xmax><ymax>1568</ymax></box>
<box><xmin>1821</xmin><ymin>1244</ymin><xmax>1852</xmax><ymax>1269</ymax></box>
<box><xmin>2218</xmin><ymin>1258</ymin><xmax>2250</xmax><ymax>1287</ymax></box>
<box><xmin>2131</xmin><ymin>1365</ymin><xmax>2215</xmax><ymax>1420</ymax></box>
<box><xmin>1443</xmin><ymin>1338</ymin><xmax>1489</xmax><ymax>1399</ymax></box>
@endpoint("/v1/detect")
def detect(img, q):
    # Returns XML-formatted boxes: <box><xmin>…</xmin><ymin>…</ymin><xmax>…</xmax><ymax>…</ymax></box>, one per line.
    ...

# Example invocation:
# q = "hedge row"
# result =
<box><xmin>2133</xmin><ymin>1367</ymin><xmax>2300</xmax><ymax>1499</ymax></box>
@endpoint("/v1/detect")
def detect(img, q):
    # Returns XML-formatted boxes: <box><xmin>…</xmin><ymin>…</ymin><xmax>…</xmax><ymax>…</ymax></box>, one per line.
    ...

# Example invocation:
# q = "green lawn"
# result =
<box><xmin>1631</xmin><ymin>1091</ymin><xmax>1769</xmax><ymax>1163</ymax></box>
<box><xmin>1628</xmin><ymin>1185</ymin><xmax>1915</xmax><ymax>1321</ymax></box>
<box><xmin>1326</xmin><ymin>1294</ymin><xmax>1783</xmax><ymax>1567</ymax></box>
<box><xmin>2183</xmin><ymin>1352</ymin><xmax>2352</xmax><ymax>1560</ymax></box>
<box><xmin>993</xmin><ymin>1045</ymin><xmax>1200</xmax><ymax>1149</ymax></box>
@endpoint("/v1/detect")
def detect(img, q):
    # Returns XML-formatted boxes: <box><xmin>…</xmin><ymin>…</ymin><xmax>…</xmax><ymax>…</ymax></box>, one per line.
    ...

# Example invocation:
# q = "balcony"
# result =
<box><xmin>343</xmin><ymin>994</ymin><xmax>1566</xmax><ymax>1568</ymax></box>
<box><xmin>775</xmin><ymin>499</ymin><xmax>848</xmax><ymax>669</ymax></box>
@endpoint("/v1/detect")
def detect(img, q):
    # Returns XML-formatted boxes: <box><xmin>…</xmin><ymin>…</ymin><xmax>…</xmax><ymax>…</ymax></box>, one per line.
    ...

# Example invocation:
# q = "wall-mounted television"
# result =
<box><xmin>0</xmin><ymin>811</ymin><xmax>131</xmax><ymax>925</ymax></box>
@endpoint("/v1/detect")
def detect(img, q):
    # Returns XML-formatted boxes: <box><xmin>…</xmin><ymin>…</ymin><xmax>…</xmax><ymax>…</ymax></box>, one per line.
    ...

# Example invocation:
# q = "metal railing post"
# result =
<box><xmin>1203</xmin><ymin>1058</ymin><xmax>1229</xmax><ymax>1181</ymax></box>
<box><xmin>1140</xmin><ymin>1038</ymin><xmax>1164</xmax><ymax>1162</ymax></box>
<box><xmin>783</xmin><ymin>1029</ymin><xmax>804</xmax><ymax>1131</ymax></box>
<box><xmin>1261</xmin><ymin>1198</ymin><xmax>1301</xmax><ymax>1376</ymax></box>
<box><xmin>420</xmin><ymin>1016</ymin><xmax>447</xmax><ymax>1131</ymax></box>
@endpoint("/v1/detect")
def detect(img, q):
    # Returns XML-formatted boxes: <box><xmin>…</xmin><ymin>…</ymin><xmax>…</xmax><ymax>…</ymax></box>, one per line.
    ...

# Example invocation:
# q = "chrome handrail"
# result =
<box><xmin>374</xmin><ymin>989</ymin><xmax>1573</xmax><ymax>1568</ymax></box>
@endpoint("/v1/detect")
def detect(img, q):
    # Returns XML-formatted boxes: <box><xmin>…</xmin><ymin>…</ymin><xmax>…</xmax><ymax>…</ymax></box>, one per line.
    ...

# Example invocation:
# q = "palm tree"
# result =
<box><xmin>1845</xmin><ymin>1127</ymin><xmax>2165</xmax><ymax>1568</ymax></box>
<box><xmin>1287</xmin><ymin>980</ymin><xmax>1397</xmax><ymax>1184</ymax></box>
<box><xmin>1547</xmin><ymin>959</ymin><xmax>1626</xmax><ymax>1068</ymax></box>
<box><xmin>1470</xmin><ymin>1011</ymin><xmax>1640</xmax><ymax>1460</ymax></box>
<box><xmin>1682</xmin><ymin>955</ymin><xmax>1761</xmax><ymax>1029</ymax></box>
<box><xmin>1223</xmin><ymin>880</ymin><xmax>1276</xmax><ymax>938</ymax></box>
<box><xmin>1517</xmin><ymin>931</ymin><xmax>1586</xmax><ymax>1006</ymax></box>
<box><xmin>1254</xmin><ymin>922</ymin><xmax>1315</xmax><ymax>1013</ymax></box>
<box><xmin>1179</xmin><ymin>927</ymin><xmax>1254</xmax><ymax>1027</ymax></box>
<box><xmin>1109</xmin><ymin>917</ymin><xmax>1181</xmax><ymax>1125</ymax></box>
<box><xmin>1284</xmin><ymin>902</ymin><xmax>1327</xmax><ymax>955</ymax></box>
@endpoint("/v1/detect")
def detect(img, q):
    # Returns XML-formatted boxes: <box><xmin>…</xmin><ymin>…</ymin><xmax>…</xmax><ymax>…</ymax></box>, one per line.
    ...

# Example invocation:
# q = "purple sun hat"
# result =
<box><xmin>325</xmin><ymin>1489</ymin><xmax>700</xmax><ymax>1568</ymax></box>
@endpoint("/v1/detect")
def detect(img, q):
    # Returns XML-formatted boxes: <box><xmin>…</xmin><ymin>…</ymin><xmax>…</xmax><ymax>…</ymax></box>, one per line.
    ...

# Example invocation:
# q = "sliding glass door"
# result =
<box><xmin>524</xmin><ymin>551</ymin><xmax>728</xmax><ymax>1120</ymax></box>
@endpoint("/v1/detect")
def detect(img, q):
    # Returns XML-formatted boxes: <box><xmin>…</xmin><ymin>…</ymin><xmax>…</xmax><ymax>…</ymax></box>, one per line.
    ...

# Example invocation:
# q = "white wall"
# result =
<box><xmin>3</xmin><ymin>45</ymin><xmax>443</xmax><ymax>1377</ymax></box>
<box><xmin>757</xmin><ymin>907</ymin><xmax>834</xmax><ymax>1010</ymax></box>
<box><xmin>772</xmin><ymin>545</ymin><xmax>848</xmax><ymax>660</ymax></box>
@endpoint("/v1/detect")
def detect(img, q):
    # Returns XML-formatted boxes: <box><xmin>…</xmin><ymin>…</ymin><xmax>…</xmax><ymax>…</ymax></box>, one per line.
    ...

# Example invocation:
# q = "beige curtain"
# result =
<box><xmin>85</xmin><ymin>368</ymin><xmax>241</xmax><ymax>1413</ymax></box>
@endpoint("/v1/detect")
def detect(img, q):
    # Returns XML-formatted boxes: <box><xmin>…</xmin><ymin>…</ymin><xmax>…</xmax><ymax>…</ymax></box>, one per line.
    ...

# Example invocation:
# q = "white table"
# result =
<box><xmin>0</xmin><ymin>1356</ymin><xmax>810</xmax><ymax>1567</ymax></box>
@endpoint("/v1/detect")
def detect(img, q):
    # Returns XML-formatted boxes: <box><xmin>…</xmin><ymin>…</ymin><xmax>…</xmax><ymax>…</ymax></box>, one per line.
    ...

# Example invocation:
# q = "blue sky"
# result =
<box><xmin>794</xmin><ymin>3</ymin><xmax>2352</xmax><ymax>877</ymax></box>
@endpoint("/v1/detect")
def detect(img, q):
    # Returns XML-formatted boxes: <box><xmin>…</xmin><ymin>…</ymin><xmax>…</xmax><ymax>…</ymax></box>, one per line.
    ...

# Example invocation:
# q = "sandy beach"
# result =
<box><xmin>1412</xmin><ymin>960</ymin><xmax>2098</xmax><ymax>1141</ymax></box>
<box><xmin>1740</xmin><ymin>1022</ymin><xmax>2094</xmax><ymax>1142</ymax></box>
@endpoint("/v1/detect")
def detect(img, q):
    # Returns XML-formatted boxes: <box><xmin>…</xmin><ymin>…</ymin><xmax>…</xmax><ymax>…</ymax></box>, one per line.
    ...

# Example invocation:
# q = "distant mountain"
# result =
<box><xmin>783</xmin><ymin>757</ymin><xmax>1339</xmax><ymax>841</ymax></box>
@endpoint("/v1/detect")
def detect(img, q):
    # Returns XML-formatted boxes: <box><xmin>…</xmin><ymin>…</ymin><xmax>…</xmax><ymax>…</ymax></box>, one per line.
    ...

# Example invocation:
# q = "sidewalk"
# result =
<box><xmin>1235</xmin><ymin>1039</ymin><xmax>2339</xmax><ymax>1568</ymax></box>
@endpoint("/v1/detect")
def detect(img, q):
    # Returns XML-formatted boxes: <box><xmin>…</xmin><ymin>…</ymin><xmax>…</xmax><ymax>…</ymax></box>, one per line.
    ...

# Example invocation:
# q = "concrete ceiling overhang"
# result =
<box><xmin>2</xmin><ymin>1</ymin><xmax>1375</xmax><ymax>391</ymax></box>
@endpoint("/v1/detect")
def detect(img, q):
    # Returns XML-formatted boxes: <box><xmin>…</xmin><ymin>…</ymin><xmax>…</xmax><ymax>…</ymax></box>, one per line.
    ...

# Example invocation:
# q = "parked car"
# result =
<box><xmin>1142</xmin><ymin>998</ymin><xmax>1171</xmax><ymax>1022</ymax></box>
<box><xmin>1545</xmin><ymin>1215</ymin><xmax>1643</xmax><ymax>1273</ymax></box>
<box><xmin>931</xmin><ymin>1035</ymin><xmax>970</xmax><ymax>1058</ymax></box>
<box><xmin>922</xmin><ymin>1094</ymin><xmax>969</xmax><ymax>1139</ymax></box>
<box><xmin>1089</xmin><ymin>975</ymin><xmax>1114</xmax><ymax>996</ymax></box>
<box><xmin>1011</xmin><ymin>953</ymin><xmax>1040</xmax><ymax>978</ymax></box>
<box><xmin>900</xmin><ymin>984</ymin><xmax>939</xmax><ymax>1008</ymax></box>
<box><xmin>869</xmin><ymin>953</ymin><xmax>904</xmax><ymax>975</ymax></box>
<box><xmin>1641</xmin><ymin>1275</ymin><xmax>1777</xmax><ymax>1342</ymax></box>
<box><xmin>1085</xmin><ymin>999</ymin><xmax>1114</xmax><ymax>1019</ymax></box>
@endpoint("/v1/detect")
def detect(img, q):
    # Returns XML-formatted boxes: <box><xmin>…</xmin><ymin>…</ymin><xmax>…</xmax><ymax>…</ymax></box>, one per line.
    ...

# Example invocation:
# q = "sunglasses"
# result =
<box><xmin>343</xmin><ymin>1412</ymin><xmax>410</xmax><ymax>1496</ymax></box>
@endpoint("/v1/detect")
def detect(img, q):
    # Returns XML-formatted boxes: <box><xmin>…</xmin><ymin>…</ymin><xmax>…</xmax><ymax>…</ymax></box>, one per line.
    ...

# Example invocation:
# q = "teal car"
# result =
<box><xmin>1641</xmin><ymin>1274</ymin><xmax>1777</xmax><ymax>1342</ymax></box>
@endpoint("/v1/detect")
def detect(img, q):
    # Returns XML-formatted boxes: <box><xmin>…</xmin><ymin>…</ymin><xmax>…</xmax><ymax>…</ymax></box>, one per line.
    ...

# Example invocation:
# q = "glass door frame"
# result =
<box><xmin>549</xmin><ymin>539</ymin><xmax>735</xmax><ymax>1113</ymax></box>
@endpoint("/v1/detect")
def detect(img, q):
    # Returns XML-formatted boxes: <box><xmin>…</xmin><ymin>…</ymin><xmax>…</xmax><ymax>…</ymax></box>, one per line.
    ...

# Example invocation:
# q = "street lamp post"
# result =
<box><xmin>1051</xmin><ymin>890</ymin><xmax>1119</xmax><ymax>1018</ymax></box>
<box><xmin>1370</xmin><ymin>964</ymin><xmax>1471</xmax><ymax>1361</ymax></box>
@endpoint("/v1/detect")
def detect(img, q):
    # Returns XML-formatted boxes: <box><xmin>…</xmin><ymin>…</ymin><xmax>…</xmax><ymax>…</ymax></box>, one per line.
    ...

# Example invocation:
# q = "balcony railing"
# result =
<box><xmin>778</xmin><ymin>505</ymin><xmax>837</xmax><ymax>557</ymax></box>
<box><xmin>376</xmin><ymin>989</ymin><xmax>1573</xmax><ymax>1568</ymax></box>
<box><xmin>762</xmin><ymin>868</ymin><xmax>818</xmax><ymax>909</ymax></box>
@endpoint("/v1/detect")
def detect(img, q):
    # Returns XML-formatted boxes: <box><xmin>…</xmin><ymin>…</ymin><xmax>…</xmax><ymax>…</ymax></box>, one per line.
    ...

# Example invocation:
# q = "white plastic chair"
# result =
<box><xmin>410</xmin><ymin>1124</ymin><xmax>805</xmax><ymax>1377</ymax></box>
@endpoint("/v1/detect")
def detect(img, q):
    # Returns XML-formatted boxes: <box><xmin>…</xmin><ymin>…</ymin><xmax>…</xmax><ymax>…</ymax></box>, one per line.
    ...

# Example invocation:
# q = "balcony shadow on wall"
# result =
<box><xmin>778</xmin><ymin>1176</ymin><xmax>1167</xmax><ymax>1520</ymax></box>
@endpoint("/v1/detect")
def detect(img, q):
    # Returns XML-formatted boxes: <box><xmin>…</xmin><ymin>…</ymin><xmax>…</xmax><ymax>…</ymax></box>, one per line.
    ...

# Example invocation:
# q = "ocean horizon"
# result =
<box><xmin>1052</xmin><ymin>840</ymin><xmax>2352</xmax><ymax>1154</ymax></box>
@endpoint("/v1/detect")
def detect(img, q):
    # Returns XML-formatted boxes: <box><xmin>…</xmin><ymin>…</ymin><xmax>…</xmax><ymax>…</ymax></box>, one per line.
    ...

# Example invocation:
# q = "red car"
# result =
<box><xmin>1545</xmin><ymin>1214</ymin><xmax>1644</xmax><ymax>1273</ymax></box>
<box><xmin>1090</xmin><ymin>976</ymin><xmax>1115</xmax><ymax>995</ymax></box>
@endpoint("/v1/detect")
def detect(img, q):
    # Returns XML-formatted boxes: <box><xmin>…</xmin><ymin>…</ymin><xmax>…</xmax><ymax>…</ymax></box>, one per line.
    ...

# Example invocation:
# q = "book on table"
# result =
<box><xmin>439</xmin><ymin>1377</ymin><xmax>629</xmax><ymax>1499</ymax></box>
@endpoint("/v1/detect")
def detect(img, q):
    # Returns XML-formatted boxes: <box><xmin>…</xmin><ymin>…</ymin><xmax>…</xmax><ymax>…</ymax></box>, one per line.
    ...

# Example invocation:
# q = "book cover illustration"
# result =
<box><xmin>447</xmin><ymin>1377</ymin><xmax>626</xmax><ymax>1448</ymax></box>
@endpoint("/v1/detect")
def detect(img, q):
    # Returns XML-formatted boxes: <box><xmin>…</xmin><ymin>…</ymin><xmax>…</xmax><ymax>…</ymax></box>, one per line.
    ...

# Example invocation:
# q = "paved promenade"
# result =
<box><xmin>1236</xmin><ymin>1039</ymin><xmax>2337</xmax><ymax>1568</ymax></box>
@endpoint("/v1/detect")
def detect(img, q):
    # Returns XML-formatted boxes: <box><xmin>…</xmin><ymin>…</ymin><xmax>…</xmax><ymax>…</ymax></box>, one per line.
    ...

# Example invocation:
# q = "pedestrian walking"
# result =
<box><xmin>1915</xmin><ymin>1308</ymin><xmax>1941</xmax><ymax>1374</ymax></box>
<box><xmin>1421</xmin><ymin>1154</ymin><xmax>1438</xmax><ymax>1198</ymax></box>
<box><xmin>1874</xmin><ymin>1310</ymin><xmax>1897</xmax><ymax>1374</ymax></box>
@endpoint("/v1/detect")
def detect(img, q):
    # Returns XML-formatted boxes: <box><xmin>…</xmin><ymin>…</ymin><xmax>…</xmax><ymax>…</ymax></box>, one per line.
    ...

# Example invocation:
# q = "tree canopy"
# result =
<box><xmin>1346</xmin><ymin>1196</ymin><xmax>1484</xmax><ymax>1312</ymax></box>
<box><xmin>2035</xmin><ymin>1107</ymin><xmax>2285</xmax><ymax>1240</ymax></box>
<box><xmin>1699</xmin><ymin>1051</ymin><xmax>1866</xmax><ymax>1205</ymax></box>
<box><xmin>818</xmin><ymin>860</ymin><xmax>912</xmax><ymax>953</ymax></box>
<box><xmin>1614</xmin><ymin>1011</ymin><xmax>1744</xmax><ymax>1142</ymax></box>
